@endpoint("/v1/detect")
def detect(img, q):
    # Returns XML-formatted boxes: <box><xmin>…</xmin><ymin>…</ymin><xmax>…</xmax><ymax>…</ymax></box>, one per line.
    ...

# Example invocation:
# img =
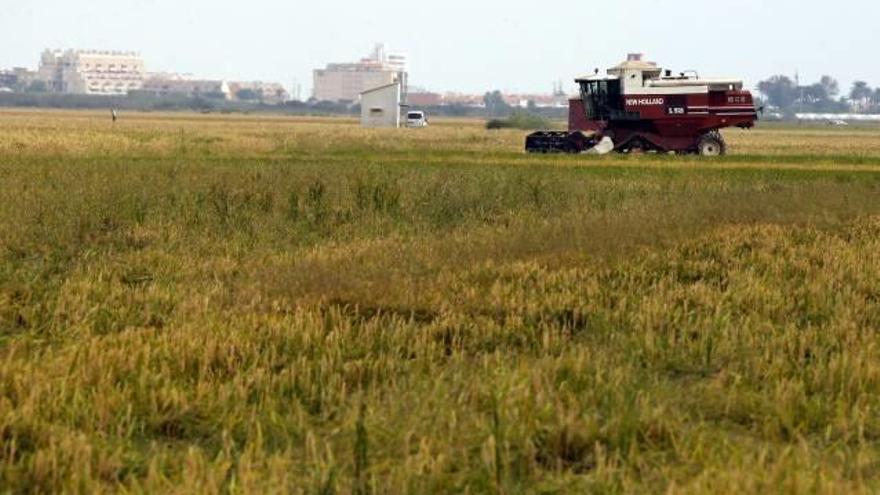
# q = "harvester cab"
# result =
<box><xmin>526</xmin><ymin>54</ymin><xmax>759</xmax><ymax>156</ymax></box>
<box><xmin>579</xmin><ymin>77</ymin><xmax>624</xmax><ymax>122</ymax></box>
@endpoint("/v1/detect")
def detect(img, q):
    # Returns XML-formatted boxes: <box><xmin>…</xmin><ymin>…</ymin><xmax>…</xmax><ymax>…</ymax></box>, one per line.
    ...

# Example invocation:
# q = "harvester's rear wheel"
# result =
<box><xmin>697</xmin><ymin>132</ymin><xmax>726</xmax><ymax>156</ymax></box>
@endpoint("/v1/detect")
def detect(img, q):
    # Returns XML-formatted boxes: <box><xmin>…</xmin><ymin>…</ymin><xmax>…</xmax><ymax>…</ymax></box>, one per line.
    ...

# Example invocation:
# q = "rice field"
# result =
<box><xmin>2</xmin><ymin>109</ymin><xmax>880</xmax><ymax>493</ymax></box>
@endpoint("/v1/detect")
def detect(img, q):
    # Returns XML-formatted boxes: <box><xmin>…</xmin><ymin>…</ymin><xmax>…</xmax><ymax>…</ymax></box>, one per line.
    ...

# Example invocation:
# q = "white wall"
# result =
<box><xmin>361</xmin><ymin>84</ymin><xmax>401</xmax><ymax>128</ymax></box>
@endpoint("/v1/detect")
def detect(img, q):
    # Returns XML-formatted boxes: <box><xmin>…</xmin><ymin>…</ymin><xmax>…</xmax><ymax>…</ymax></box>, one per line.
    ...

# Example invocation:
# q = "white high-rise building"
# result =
<box><xmin>38</xmin><ymin>49</ymin><xmax>145</xmax><ymax>95</ymax></box>
<box><xmin>313</xmin><ymin>44</ymin><xmax>407</xmax><ymax>103</ymax></box>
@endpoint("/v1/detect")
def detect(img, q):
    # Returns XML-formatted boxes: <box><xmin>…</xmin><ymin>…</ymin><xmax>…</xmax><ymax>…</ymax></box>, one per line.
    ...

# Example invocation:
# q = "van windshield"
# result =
<box><xmin>407</xmin><ymin>113</ymin><xmax>423</xmax><ymax>119</ymax></box>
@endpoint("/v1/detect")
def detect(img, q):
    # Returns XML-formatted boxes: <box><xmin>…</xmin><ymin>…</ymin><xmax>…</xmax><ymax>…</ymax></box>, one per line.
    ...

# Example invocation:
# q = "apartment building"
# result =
<box><xmin>38</xmin><ymin>49</ymin><xmax>145</xmax><ymax>95</ymax></box>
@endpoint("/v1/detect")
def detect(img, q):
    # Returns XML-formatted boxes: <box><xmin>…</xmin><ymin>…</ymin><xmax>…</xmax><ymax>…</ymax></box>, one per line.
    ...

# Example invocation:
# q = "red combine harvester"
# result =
<box><xmin>526</xmin><ymin>54</ymin><xmax>759</xmax><ymax>155</ymax></box>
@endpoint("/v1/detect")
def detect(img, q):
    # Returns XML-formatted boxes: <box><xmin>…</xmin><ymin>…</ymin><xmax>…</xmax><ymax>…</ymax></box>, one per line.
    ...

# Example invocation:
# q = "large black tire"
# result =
<box><xmin>697</xmin><ymin>132</ymin><xmax>727</xmax><ymax>156</ymax></box>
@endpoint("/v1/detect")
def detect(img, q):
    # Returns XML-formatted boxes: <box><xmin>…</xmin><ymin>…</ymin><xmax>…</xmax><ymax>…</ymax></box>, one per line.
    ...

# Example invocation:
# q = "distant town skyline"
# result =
<box><xmin>3</xmin><ymin>0</ymin><xmax>880</xmax><ymax>96</ymax></box>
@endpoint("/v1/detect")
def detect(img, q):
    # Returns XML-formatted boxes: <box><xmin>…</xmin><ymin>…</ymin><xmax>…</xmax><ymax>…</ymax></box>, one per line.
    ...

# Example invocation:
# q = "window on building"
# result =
<box><xmin>370</xmin><ymin>108</ymin><xmax>384</xmax><ymax>116</ymax></box>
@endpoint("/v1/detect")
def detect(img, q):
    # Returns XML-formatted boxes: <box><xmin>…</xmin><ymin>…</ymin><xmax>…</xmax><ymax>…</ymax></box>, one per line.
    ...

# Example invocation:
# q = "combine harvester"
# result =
<box><xmin>526</xmin><ymin>54</ymin><xmax>759</xmax><ymax>156</ymax></box>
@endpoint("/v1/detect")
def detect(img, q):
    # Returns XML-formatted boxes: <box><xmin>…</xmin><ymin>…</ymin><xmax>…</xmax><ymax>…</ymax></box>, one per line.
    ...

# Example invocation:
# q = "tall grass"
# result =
<box><xmin>1</xmin><ymin>110</ymin><xmax>880</xmax><ymax>493</ymax></box>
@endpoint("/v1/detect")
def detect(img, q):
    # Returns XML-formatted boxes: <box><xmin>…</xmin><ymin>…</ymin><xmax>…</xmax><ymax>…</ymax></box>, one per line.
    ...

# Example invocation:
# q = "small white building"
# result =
<box><xmin>361</xmin><ymin>82</ymin><xmax>401</xmax><ymax>128</ymax></box>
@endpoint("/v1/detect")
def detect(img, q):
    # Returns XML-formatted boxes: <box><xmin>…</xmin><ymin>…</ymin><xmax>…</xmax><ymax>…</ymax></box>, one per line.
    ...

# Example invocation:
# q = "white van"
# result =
<box><xmin>406</xmin><ymin>111</ymin><xmax>428</xmax><ymax>128</ymax></box>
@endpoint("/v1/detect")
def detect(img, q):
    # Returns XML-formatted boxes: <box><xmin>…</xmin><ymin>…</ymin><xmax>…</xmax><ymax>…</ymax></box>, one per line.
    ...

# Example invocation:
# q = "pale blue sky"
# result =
<box><xmin>2</xmin><ymin>0</ymin><xmax>878</xmax><ymax>96</ymax></box>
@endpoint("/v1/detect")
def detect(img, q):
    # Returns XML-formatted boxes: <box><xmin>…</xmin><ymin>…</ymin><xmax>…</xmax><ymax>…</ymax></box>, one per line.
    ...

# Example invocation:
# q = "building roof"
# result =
<box><xmin>360</xmin><ymin>82</ymin><xmax>400</xmax><ymax>95</ymax></box>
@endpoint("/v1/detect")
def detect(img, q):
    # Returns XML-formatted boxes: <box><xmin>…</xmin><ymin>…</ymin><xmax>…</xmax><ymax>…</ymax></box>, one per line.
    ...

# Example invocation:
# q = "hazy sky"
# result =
<box><xmin>3</xmin><ymin>0</ymin><xmax>878</xmax><ymax>96</ymax></box>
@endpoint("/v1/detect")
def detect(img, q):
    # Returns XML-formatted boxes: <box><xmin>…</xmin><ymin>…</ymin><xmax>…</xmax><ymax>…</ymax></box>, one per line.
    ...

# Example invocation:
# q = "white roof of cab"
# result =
<box><xmin>575</xmin><ymin>74</ymin><xmax>618</xmax><ymax>82</ymax></box>
<box><xmin>648</xmin><ymin>78</ymin><xmax>743</xmax><ymax>88</ymax></box>
<box><xmin>609</xmin><ymin>59</ymin><xmax>661</xmax><ymax>72</ymax></box>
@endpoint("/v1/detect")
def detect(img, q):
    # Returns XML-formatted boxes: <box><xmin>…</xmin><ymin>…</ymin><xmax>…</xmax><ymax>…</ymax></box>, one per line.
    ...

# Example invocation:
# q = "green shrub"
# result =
<box><xmin>486</xmin><ymin>111</ymin><xmax>553</xmax><ymax>130</ymax></box>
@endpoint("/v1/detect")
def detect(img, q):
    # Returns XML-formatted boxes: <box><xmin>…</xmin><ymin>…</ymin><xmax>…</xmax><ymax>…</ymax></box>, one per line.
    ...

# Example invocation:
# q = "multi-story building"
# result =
<box><xmin>37</xmin><ymin>49</ymin><xmax>145</xmax><ymax>95</ymax></box>
<box><xmin>0</xmin><ymin>70</ymin><xmax>18</xmax><ymax>89</ymax></box>
<box><xmin>141</xmin><ymin>74</ymin><xmax>231</xmax><ymax>100</ymax></box>
<box><xmin>13</xmin><ymin>68</ymin><xmax>37</xmax><ymax>87</ymax></box>
<box><xmin>0</xmin><ymin>68</ymin><xmax>38</xmax><ymax>91</ymax></box>
<box><xmin>313</xmin><ymin>44</ymin><xmax>407</xmax><ymax>103</ymax></box>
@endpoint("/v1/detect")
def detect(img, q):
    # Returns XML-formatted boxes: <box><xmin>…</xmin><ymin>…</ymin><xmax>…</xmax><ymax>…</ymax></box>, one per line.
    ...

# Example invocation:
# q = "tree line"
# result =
<box><xmin>758</xmin><ymin>75</ymin><xmax>880</xmax><ymax>115</ymax></box>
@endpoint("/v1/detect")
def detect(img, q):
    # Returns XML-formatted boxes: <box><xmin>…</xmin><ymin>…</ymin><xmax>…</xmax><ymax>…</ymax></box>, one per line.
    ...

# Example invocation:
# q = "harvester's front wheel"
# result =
<box><xmin>697</xmin><ymin>132</ymin><xmax>726</xmax><ymax>156</ymax></box>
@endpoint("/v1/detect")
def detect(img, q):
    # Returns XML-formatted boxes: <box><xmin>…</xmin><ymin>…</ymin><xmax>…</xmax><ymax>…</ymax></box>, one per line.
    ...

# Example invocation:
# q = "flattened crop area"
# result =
<box><xmin>2</xmin><ymin>111</ymin><xmax>880</xmax><ymax>493</ymax></box>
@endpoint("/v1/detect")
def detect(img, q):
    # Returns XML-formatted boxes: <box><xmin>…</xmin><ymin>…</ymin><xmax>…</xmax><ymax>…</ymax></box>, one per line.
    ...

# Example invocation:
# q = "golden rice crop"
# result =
<box><xmin>1</xmin><ymin>109</ymin><xmax>880</xmax><ymax>493</ymax></box>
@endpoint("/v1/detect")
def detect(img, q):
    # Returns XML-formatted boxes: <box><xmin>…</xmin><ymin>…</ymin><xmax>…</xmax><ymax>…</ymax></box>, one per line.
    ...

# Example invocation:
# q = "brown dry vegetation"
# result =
<box><xmin>2</xmin><ymin>110</ymin><xmax>880</xmax><ymax>493</ymax></box>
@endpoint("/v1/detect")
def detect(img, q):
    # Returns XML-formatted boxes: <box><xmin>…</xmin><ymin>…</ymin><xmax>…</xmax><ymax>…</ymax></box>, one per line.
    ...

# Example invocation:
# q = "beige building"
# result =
<box><xmin>313</xmin><ymin>44</ymin><xmax>407</xmax><ymax>103</ymax></box>
<box><xmin>38</xmin><ymin>49</ymin><xmax>145</xmax><ymax>95</ymax></box>
<box><xmin>141</xmin><ymin>75</ymin><xmax>231</xmax><ymax>99</ymax></box>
